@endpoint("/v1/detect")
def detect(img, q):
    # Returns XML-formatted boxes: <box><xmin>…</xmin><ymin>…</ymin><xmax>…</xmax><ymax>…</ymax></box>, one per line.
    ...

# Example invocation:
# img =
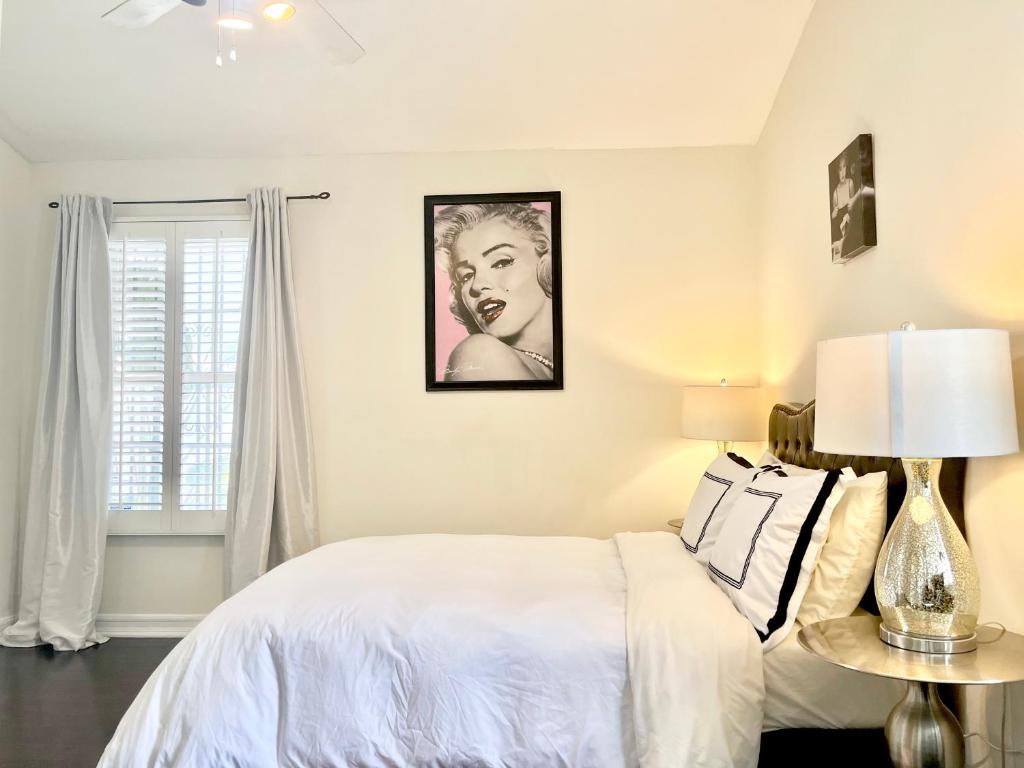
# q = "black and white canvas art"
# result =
<box><xmin>424</xmin><ymin>191</ymin><xmax>563</xmax><ymax>392</ymax></box>
<box><xmin>828</xmin><ymin>134</ymin><xmax>876</xmax><ymax>264</ymax></box>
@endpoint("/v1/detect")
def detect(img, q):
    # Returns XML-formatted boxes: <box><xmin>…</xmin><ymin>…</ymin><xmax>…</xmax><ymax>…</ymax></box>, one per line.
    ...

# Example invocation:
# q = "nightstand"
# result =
<box><xmin>799</xmin><ymin>615</ymin><xmax>1024</xmax><ymax>768</ymax></box>
<box><xmin>667</xmin><ymin>518</ymin><xmax>682</xmax><ymax>531</ymax></box>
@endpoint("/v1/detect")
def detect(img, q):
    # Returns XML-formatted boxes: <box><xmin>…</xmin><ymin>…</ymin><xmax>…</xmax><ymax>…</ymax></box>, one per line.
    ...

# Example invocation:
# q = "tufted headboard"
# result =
<box><xmin>767</xmin><ymin>401</ymin><xmax>967</xmax><ymax>614</ymax></box>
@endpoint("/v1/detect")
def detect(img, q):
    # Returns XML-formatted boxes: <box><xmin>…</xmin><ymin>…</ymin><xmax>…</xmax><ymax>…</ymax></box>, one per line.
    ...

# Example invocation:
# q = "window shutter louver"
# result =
<box><xmin>178</xmin><ymin>234</ymin><xmax>248</xmax><ymax>513</ymax></box>
<box><xmin>109</xmin><ymin>234</ymin><xmax>168</xmax><ymax>513</ymax></box>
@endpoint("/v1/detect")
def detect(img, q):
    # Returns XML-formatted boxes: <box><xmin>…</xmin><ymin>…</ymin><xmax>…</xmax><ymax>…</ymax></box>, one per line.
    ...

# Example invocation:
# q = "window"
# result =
<box><xmin>108</xmin><ymin>219</ymin><xmax>249</xmax><ymax>534</ymax></box>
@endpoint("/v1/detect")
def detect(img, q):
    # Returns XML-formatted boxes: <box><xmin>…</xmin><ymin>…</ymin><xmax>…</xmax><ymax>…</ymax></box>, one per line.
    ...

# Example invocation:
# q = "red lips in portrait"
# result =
<box><xmin>476</xmin><ymin>297</ymin><xmax>506</xmax><ymax>325</ymax></box>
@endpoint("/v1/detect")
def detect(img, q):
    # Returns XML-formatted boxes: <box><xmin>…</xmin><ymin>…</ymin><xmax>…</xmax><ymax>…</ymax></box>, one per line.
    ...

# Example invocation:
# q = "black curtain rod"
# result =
<box><xmin>47</xmin><ymin>192</ymin><xmax>330</xmax><ymax>209</ymax></box>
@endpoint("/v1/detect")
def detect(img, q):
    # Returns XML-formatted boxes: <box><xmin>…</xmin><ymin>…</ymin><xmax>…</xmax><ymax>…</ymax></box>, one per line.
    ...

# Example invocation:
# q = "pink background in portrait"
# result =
<box><xmin>432</xmin><ymin>201</ymin><xmax>552</xmax><ymax>381</ymax></box>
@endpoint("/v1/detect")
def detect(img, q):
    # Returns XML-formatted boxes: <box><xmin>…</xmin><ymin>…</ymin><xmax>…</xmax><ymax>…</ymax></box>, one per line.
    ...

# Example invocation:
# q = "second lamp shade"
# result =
<box><xmin>681</xmin><ymin>382</ymin><xmax>764</xmax><ymax>442</ymax></box>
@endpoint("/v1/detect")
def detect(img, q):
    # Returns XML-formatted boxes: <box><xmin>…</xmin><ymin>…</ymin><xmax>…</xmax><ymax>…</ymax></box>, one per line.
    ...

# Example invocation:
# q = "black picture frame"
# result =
<box><xmin>424</xmin><ymin>191</ymin><xmax>563</xmax><ymax>392</ymax></box>
<box><xmin>828</xmin><ymin>134</ymin><xmax>877</xmax><ymax>264</ymax></box>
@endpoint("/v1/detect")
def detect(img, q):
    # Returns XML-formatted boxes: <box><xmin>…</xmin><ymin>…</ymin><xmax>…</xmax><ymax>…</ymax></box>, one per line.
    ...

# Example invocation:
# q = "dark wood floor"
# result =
<box><xmin>0</xmin><ymin>638</ymin><xmax>178</xmax><ymax>768</ymax></box>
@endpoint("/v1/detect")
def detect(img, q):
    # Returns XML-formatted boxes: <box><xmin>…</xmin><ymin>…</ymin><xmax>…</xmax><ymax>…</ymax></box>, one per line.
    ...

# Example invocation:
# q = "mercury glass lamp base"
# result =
<box><xmin>880</xmin><ymin>623</ymin><xmax>977</xmax><ymax>654</ymax></box>
<box><xmin>874</xmin><ymin>458</ymin><xmax>981</xmax><ymax>649</ymax></box>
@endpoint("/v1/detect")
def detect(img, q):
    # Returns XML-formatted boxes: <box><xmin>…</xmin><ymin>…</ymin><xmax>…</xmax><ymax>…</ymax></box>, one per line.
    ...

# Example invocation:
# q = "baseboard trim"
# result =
<box><xmin>96</xmin><ymin>613</ymin><xmax>205</xmax><ymax>638</ymax></box>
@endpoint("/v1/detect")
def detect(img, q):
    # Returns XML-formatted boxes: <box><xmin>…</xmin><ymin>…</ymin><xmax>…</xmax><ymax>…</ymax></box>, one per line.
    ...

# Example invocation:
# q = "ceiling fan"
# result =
<box><xmin>100</xmin><ymin>0</ymin><xmax>365</xmax><ymax>65</ymax></box>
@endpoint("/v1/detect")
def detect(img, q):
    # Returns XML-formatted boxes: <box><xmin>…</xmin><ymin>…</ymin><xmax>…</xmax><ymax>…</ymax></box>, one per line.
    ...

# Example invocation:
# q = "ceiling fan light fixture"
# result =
<box><xmin>262</xmin><ymin>2</ymin><xmax>296</xmax><ymax>22</ymax></box>
<box><xmin>217</xmin><ymin>14</ymin><xmax>254</xmax><ymax>30</ymax></box>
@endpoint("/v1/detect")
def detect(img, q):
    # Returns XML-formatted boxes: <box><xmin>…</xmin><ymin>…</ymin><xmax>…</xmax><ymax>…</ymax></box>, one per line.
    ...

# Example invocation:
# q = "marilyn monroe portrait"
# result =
<box><xmin>425</xmin><ymin>193</ymin><xmax>562</xmax><ymax>391</ymax></box>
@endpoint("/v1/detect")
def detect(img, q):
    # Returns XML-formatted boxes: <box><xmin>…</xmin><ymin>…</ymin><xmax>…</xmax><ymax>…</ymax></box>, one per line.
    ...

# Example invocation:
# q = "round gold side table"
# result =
<box><xmin>799</xmin><ymin>615</ymin><xmax>1024</xmax><ymax>768</ymax></box>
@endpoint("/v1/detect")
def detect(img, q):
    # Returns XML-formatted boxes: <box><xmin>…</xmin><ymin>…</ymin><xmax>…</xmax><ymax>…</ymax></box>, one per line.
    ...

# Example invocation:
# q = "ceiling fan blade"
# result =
<box><xmin>101</xmin><ymin>0</ymin><xmax>199</xmax><ymax>29</ymax></box>
<box><xmin>298</xmin><ymin>0</ymin><xmax>366</xmax><ymax>65</ymax></box>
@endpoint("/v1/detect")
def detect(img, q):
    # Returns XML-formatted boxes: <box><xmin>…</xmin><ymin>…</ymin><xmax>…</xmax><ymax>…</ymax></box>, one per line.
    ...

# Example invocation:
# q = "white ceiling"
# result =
<box><xmin>0</xmin><ymin>0</ymin><xmax>814</xmax><ymax>162</ymax></box>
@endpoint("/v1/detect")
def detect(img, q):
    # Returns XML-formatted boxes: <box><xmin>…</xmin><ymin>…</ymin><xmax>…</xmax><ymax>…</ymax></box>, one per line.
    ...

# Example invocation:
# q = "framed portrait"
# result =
<box><xmin>828</xmin><ymin>134</ymin><xmax>877</xmax><ymax>264</ymax></box>
<box><xmin>424</xmin><ymin>191</ymin><xmax>563</xmax><ymax>392</ymax></box>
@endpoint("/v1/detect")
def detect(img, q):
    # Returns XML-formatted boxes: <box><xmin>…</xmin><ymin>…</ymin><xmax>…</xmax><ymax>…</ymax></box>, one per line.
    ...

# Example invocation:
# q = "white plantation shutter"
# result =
<box><xmin>179</xmin><ymin>233</ymin><xmax>247</xmax><ymax>513</ymax></box>
<box><xmin>109</xmin><ymin>225</ymin><xmax>169</xmax><ymax>519</ymax></box>
<box><xmin>107</xmin><ymin>218</ymin><xmax>249</xmax><ymax>534</ymax></box>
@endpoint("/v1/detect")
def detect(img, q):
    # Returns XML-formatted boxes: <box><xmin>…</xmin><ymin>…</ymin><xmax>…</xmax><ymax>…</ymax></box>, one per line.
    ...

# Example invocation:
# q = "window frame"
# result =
<box><xmin>107</xmin><ymin>215</ymin><xmax>249</xmax><ymax>536</ymax></box>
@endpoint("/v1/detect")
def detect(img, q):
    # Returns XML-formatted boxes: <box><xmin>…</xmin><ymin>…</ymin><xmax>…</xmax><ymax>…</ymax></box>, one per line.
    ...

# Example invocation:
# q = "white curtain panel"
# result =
<box><xmin>0</xmin><ymin>195</ymin><xmax>113</xmax><ymax>651</ymax></box>
<box><xmin>224</xmin><ymin>188</ymin><xmax>319</xmax><ymax>596</ymax></box>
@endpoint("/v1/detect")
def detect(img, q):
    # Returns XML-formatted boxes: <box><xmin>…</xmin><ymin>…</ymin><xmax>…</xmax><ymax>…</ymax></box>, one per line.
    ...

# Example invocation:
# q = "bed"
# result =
<box><xmin>99</xmin><ymin>401</ymin><xmax>968</xmax><ymax>767</ymax></box>
<box><xmin>99</xmin><ymin>533</ymin><xmax>764</xmax><ymax>767</ymax></box>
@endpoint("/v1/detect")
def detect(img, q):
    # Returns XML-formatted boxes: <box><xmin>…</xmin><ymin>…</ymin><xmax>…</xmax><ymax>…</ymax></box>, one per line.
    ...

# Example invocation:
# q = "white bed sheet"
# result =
<box><xmin>100</xmin><ymin>532</ymin><xmax>764</xmax><ymax>768</ymax></box>
<box><xmin>762</xmin><ymin>610</ymin><xmax>904</xmax><ymax>731</ymax></box>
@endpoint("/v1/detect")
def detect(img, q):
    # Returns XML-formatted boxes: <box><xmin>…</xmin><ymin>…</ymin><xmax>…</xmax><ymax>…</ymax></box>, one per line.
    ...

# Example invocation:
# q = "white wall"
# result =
<box><xmin>0</xmin><ymin>136</ymin><xmax>33</xmax><ymax>620</ymax></box>
<box><xmin>26</xmin><ymin>147</ymin><xmax>761</xmax><ymax>614</ymax></box>
<box><xmin>755</xmin><ymin>1</ymin><xmax>1024</xmax><ymax>761</ymax></box>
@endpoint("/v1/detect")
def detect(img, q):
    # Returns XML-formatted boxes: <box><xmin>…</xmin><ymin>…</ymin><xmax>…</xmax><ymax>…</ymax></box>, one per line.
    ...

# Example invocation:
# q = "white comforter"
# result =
<box><xmin>99</xmin><ymin>533</ymin><xmax>764</xmax><ymax>767</ymax></box>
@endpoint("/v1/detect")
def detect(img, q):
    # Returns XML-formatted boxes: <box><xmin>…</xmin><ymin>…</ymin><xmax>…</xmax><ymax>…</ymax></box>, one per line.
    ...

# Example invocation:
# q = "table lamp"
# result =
<box><xmin>681</xmin><ymin>379</ymin><xmax>764</xmax><ymax>454</ymax></box>
<box><xmin>815</xmin><ymin>326</ymin><xmax>1018</xmax><ymax>654</ymax></box>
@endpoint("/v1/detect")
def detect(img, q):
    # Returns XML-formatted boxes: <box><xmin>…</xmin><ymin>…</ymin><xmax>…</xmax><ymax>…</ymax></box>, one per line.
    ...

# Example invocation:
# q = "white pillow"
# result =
<box><xmin>756</xmin><ymin>450</ymin><xmax>853</xmax><ymax>531</ymax></box>
<box><xmin>758</xmin><ymin>452</ymin><xmax>889</xmax><ymax>624</ymax></box>
<box><xmin>798</xmin><ymin>471</ymin><xmax>888</xmax><ymax>624</ymax></box>
<box><xmin>680</xmin><ymin>452</ymin><xmax>757</xmax><ymax>566</ymax></box>
<box><xmin>757</xmin><ymin>450</ymin><xmax>840</xmax><ymax>477</ymax></box>
<box><xmin>708</xmin><ymin>468</ymin><xmax>842</xmax><ymax>650</ymax></box>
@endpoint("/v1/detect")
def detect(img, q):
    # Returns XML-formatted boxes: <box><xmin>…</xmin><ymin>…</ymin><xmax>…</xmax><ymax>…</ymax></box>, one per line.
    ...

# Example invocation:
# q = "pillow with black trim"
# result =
<box><xmin>757</xmin><ymin>450</ymin><xmax>824</xmax><ymax>477</ymax></box>
<box><xmin>680</xmin><ymin>452</ymin><xmax>757</xmax><ymax>566</ymax></box>
<box><xmin>708</xmin><ymin>468</ymin><xmax>842</xmax><ymax>650</ymax></box>
<box><xmin>757</xmin><ymin>452</ymin><xmax>888</xmax><ymax>624</ymax></box>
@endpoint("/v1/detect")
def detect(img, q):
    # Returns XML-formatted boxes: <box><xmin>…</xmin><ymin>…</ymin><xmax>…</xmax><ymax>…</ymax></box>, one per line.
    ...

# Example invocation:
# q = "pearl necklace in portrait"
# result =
<box><xmin>513</xmin><ymin>348</ymin><xmax>554</xmax><ymax>371</ymax></box>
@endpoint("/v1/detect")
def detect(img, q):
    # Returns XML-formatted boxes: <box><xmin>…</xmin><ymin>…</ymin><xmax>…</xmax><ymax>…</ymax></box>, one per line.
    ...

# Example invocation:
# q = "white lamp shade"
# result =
<box><xmin>681</xmin><ymin>384</ymin><xmax>764</xmax><ymax>442</ymax></box>
<box><xmin>815</xmin><ymin>329</ymin><xmax>1019</xmax><ymax>458</ymax></box>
